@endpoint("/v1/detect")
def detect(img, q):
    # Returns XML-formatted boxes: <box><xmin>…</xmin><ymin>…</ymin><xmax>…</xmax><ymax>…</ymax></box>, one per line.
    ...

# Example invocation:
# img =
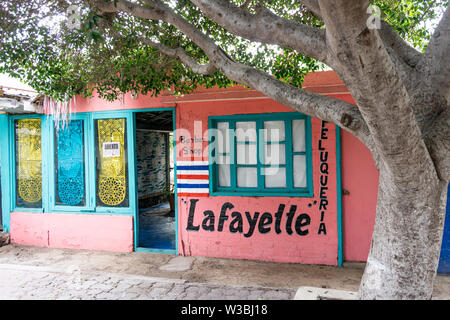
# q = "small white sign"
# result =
<box><xmin>103</xmin><ymin>142</ymin><xmax>121</xmax><ymax>157</ymax></box>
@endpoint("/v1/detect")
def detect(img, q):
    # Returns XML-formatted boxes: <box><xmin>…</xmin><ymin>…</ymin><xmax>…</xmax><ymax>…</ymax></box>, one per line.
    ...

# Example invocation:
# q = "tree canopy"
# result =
<box><xmin>0</xmin><ymin>0</ymin><xmax>447</xmax><ymax>102</ymax></box>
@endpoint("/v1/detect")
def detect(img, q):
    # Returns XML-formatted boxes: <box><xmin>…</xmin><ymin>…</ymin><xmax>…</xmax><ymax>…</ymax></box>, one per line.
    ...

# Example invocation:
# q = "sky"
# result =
<box><xmin>0</xmin><ymin>74</ymin><xmax>35</xmax><ymax>91</ymax></box>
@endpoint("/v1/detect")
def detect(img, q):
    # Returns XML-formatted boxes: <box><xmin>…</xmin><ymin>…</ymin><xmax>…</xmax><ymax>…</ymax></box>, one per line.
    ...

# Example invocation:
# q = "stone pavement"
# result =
<box><xmin>0</xmin><ymin>244</ymin><xmax>449</xmax><ymax>300</ymax></box>
<box><xmin>0</xmin><ymin>263</ymin><xmax>295</xmax><ymax>300</ymax></box>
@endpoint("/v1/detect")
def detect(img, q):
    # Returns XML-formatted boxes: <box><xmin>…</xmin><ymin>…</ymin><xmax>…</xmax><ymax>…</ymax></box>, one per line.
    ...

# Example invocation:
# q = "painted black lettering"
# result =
<box><xmin>244</xmin><ymin>211</ymin><xmax>260</xmax><ymax>238</ymax></box>
<box><xmin>321</xmin><ymin>127</ymin><xmax>328</xmax><ymax>140</ymax></box>
<box><xmin>229</xmin><ymin>211</ymin><xmax>243</xmax><ymax>234</ymax></box>
<box><xmin>218</xmin><ymin>202</ymin><xmax>233</xmax><ymax>232</ymax></box>
<box><xmin>186</xmin><ymin>199</ymin><xmax>200</xmax><ymax>231</ymax></box>
<box><xmin>319</xmin><ymin>199</ymin><xmax>328</xmax><ymax>210</ymax></box>
<box><xmin>202</xmin><ymin>210</ymin><xmax>215</xmax><ymax>232</ymax></box>
<box><xmin>295</xmin><ymin>214</ymin><xmax>311</xmax><ymax>236</ymax></box>
<box><xmin>258</xmin><ymin>213</ymin><xmax>273</xmax><ymax>234</ymax></box>
<box><xmin>274</xmin><ymin>204</ymin><xmax>285</xmax><ymax>234</ymax></box>
<box><xmin>318</xmin><ymin>223</ymin><xmax>327</xmax><ymax>235</ymax></box>
<box><xmin>320</xmin><ymin>151</ymin><xmax>328</xmax><ymax>162</ymax></box>
<box><xmin>320</xmin><ymin>186</ymin><xmax>328</xmax><ymax>199</ymax></box>
<box><xmin>318</xmin><ymin>139</ymin><xmax>325</xmax><ymax>151</ymax></box>
<box><xmin>320</xmin><ymin>175</ymin><xmax>328</xmax><ymax>186</ymax></box>
<box><xmin>320</xmin><ymin>162</ymin><xmax>329</xmax><ymax>174</ymax></box>
<box><xmin>285</xmin><ymin>205</ymin><xmax>297</xmax><ymax>235</ymax></box>
<box><xmin>317</xmin><ymin>120</ymin><xmax>329</xmax><ymax>238</ymax></box>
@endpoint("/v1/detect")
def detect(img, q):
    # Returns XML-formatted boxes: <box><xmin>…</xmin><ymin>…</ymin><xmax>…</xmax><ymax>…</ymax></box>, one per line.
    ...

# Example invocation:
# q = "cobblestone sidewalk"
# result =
<box><xmin>0</xmin><ymin>264</ymin><xmax>296</xmax><ymax>300</ymax></box>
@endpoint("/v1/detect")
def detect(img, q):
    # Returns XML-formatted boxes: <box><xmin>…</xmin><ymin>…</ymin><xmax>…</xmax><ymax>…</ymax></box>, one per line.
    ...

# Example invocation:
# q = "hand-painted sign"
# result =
<box><xmin>178</xmin><ymin>116</ymin><xmax>338</xmax><ymax>265</ymax></box>
<box><xmin>186</xmin><ymin>199</ymin><xmax>311</xmax><ymax>237</ymax></box>
<box><xmin>318</xmin><ymin>120</ymin><xmax>329</xmax><ymax>235</ymax></box>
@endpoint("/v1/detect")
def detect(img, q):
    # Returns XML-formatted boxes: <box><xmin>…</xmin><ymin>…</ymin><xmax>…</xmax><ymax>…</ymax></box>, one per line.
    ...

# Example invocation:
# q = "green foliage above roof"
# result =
<box><xmin>0</xmin><ymin>0</ymin><xmax>447</xmax><ymax>102</ymax></box>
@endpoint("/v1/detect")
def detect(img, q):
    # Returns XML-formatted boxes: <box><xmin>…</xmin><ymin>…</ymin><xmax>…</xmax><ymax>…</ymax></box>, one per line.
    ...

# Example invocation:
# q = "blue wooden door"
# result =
<box><xmin>438</xmin><ymin>184</ymin><xmax>450</xmax><ymax>274</ymax></box>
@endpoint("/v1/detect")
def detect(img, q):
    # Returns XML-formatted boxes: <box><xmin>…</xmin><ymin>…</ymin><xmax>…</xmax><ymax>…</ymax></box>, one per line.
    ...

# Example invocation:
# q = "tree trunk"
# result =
<box><xmin>358</xmin><ymin>167</ymin><xmax>448</xmax><ymax>299</ymax></box>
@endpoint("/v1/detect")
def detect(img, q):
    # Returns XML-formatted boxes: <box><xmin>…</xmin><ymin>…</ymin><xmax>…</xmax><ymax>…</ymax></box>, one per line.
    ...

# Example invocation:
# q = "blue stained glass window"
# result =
<box><xmin>55</xmin><ymin>120</ymin><xmax>86</xmax><ymax>206</ymax></box>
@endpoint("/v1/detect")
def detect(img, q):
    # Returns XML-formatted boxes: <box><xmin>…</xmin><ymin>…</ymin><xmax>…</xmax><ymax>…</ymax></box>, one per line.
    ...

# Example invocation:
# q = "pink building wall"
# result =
<box><xmin>175</xmin><ymin>100</ymin><xmax>339</xmax><ymax>265</ymax></box>
<box><xmin>10</xmin><ymin>71</ymin><xmax>378</xmax><ymax>263</ymax></box>
<box><xmin>341</xmin><ymin>130</ymin><xmax>378</xmax><ymax>261</ymax></box>
<box><xmin>10</xmin><ymin>212</ymin><xmax>134</xmax><ymax>252</ymax></box>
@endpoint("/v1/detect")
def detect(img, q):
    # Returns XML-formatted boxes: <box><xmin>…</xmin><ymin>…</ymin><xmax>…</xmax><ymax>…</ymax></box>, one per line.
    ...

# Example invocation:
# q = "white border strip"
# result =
<box><xmin>177</xmin><ymin>179</ymin><xmax>209</xmax><ymax>184</ymax></box>
<box><xmin>176</xmin><ymin>161</ymin><xmax>209</xmax><ymax>166</ymax></box>
<box><xmin>177</xmin><ymin>188</ymin><xmax>209</xmax><ymax>193</ymax></box>
<box><xmin>176</xmin><ymin>170</ymin><xmax>209</xmax><ymax>175</ymax></box>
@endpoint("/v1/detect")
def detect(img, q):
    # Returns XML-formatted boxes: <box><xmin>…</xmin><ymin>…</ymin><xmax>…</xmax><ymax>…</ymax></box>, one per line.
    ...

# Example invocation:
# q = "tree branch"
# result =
<box><xmin>97</xmin><ymin>14</ymin><xmax>218</xmax><ymax>76</ymax></box>
<box><xmin>301</xmin><ymin>0</ymin><xmax>422</xmax><ymax>72</ymax></box>
<box><xmin>377</xmin><ymin>20</ymin><xmax>422</xmax><ymax>96</ymax></box>
<box><xmin>189</xmin><ymin>0</ymin><xmax>328</xmax><ymax>63</ymax></box>
<box><xmin>417</xmin><ymin>5</ymin><xmax>450</xmax><ymax>101</ymax></box>
<box><xmin>378</xmin><ymin>20</ymin><xmax>422</xmax><ymax>68</ymax></box>
<box><xmin>240</xmin><ymin>0</ymin><xmax>251</xmax><ymax>9</ymax></box>
<box><xmin>95</xmin><ymin>0</ymin><xmax>165</xmax><ymax>20</ymax></box>
<box><xmin>139</xmin><ymin>38</ymin><xmax>218</xmax><ymax>75</ymax></box>
<box><xmin>95</xmin><ymin>0</ymin><xmax>373</xmax><ymax>148</ymax></box>
<box><xmin>318</xmin><ymin>0</ymin><xmax>439</xmax><ymax>181</ymax></box>
<box><xmin>299</xmin><ymin>0</ymin><xmax>322</xmax><ymax>18</ymax></box>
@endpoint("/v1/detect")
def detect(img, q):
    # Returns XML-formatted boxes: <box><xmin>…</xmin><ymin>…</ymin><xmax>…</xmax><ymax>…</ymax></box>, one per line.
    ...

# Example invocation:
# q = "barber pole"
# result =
<box><xmin>176</xmin><ymin>161</ymin><xmax>210</xmax><ymax>197</ymax></box>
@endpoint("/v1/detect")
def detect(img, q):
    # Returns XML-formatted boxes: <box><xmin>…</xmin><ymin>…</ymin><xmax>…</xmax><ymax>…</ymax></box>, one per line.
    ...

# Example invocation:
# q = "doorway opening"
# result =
<box><xmin>135</xmin><ymin>110</ymin><xmax>175</xmax><ymax>251</ymax></box>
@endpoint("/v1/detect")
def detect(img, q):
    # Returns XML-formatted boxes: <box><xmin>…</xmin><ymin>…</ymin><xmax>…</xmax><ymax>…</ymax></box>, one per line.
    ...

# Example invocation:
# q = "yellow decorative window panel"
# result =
<box><xmin>96</xmin><ymin>118</ymin><xmax>128</xmax><ymax>207</ymax></box>
<box><xmin>15</xmin><ymin>119</ymin><xmax>42</xmax><ymax>207</ymax></box>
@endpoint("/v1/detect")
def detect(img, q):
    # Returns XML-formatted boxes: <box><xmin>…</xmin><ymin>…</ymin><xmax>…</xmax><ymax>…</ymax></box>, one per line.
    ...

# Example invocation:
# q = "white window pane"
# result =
<box><xmin>217</xmin><ymin>155</ymin><xmax>230</xmax><ymax>164</ymax></box>
<box><xmin>264</xmin><ymin>167</ymin><xmax>286</xmax><ymax>188</ymax></box>
<box><xmin>292</xmin><ymin>119</ymin><xmax>306</xmax><ymax>152</ymax></box>
<box><xmin>217</xmin><ymin>155</ymin><xmax>231</xmax><ymax>187</ymax></box>
<box><xmin>218</xmin><ymin>164</ymin><xmax>231</xmax><ymax>187</ymax></box>
<box><xmin>236</xmin><ymin>121</ymin><xmax>256</xmax><ymax>142</ymax></box>
<box><xmin>236</xmin><ymin>143</ymin><xmax>257</xmax><ymax>164</ymax></box>
<box><xmin>237</xmin><ymin>167</ymin><xmax>258</xmax><ymax>188</ymax></box>
<box><xmin>264</xmin><ymin>121</ymin><xmax>285</xmax><ymax>142</ymax></box>
<box><xmin>293</xmin><ymin>155</ymin><xmax>307</xmax><ymax>187</ymax></box>
<box><xmin>263</xmin><ymin>144</ymin><xmax>286</xmax><ymax>165</ymax></box>
<box><xmin>217</xmin><ymin>122</ymin><xmax>229</xmax><ymax>153</ymax></box>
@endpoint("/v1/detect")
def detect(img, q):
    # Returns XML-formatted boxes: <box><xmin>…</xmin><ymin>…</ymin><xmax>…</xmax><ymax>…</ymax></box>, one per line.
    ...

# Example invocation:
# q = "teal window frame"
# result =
<box><xmin>7</xmin><ymin>111</ymin><xmax>136</xmax><ymax>216</ymax></box>
<box><xmin>48</xmin><ymin>113</ymin><xmax>94</xmax><ymax>212</ymax></box>
<box><xmin>9</xmin><ymin>114</ymin><xmax>48</xmax><ymax>213</ymax></box>
<box><xmin>91</xmin><ymin>111</ymin><xmax>136</xmax><ymax>215</ymax></box>
<box><xmin>3</xmin><ymin>108</ymin><xmax>178</xmax><ymax>254</ymax></box>
<box><xmin>209</xmin><ymin>112</ymin><xmax>313</xmax><ymax>197</ymax></box>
